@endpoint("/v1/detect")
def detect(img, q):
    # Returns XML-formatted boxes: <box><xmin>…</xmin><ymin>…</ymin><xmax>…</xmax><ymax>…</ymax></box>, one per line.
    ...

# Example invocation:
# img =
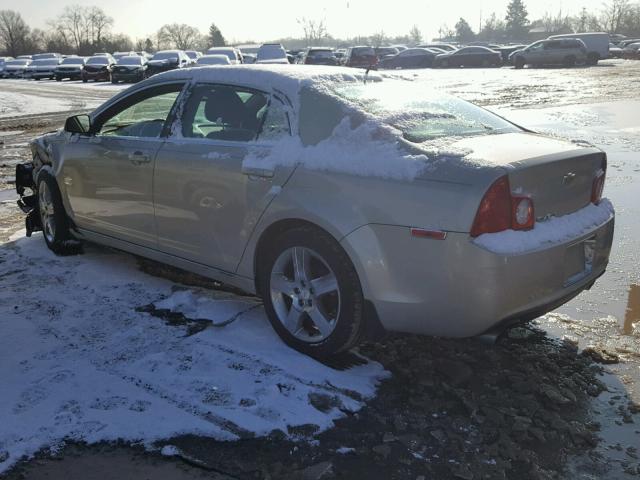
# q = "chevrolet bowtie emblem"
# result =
<box><xmin>562</xmin><ymin>172</ymin><xmax>577</xmax><ymax>185</ymax></box>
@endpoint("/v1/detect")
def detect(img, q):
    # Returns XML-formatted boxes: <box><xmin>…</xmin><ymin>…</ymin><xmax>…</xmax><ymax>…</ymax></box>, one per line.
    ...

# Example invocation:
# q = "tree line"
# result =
<box><xmin>451</xmin><ymin>0</ymin><xmax>640</xmax><ymax>44</ymax></box>
<box><xmin>0</xmin><ymin>5</ymin><xmax>227</xmax><ymax>57</ymax></box>
<box><xmin>2</xmin><ymin>0</ymin><xmax>640</xmax><ymax>57</ymax></box>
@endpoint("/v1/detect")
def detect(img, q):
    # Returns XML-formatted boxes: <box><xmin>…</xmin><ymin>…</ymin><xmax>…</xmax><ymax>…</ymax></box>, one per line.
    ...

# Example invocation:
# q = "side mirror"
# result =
<box><xmin>64</xmin><ymin>114</ymin><xmax>91</xmax><ymax>135</ymax></box>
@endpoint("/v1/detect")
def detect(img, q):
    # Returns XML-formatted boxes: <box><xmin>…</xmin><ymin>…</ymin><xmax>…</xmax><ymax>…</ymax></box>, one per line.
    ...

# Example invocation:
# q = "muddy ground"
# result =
<box><xmin>0</xmin><ymin>60</ymin><xmax>639</xmax><ymax>479</ymax></box>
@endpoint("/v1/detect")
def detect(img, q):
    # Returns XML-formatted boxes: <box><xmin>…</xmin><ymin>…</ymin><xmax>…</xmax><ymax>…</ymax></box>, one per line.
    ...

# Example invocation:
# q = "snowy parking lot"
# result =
<box><xmin>0</xmin><ymin>60</ymin><xmax>639</xmax><ymax>479</ymax></box>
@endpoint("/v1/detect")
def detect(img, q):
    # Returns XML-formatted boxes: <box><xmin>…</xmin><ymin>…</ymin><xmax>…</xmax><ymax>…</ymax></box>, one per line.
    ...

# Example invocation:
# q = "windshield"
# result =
<box><xmin>118</xmin><ymin>56</ymin><xmax>143</xmax><ymax>65</ymax></box>
<box><xmin>352</xmin><ymin>47</ymin><xmax>375</xmax><ymax>57</ymax></box>
<box><xmin>87</xmin><ymin>57</ymin><xmax>109</xmax><ymax>65</ymax></box>
<box><xmin>61</xmin><ymin>57</ymin><xmax>83</xmax><ymax>65</ymax></box>
<box><xmin>332</xmin><ymin>81</ymin><xmax>519</xmax><ymax>143</ymax></box>
<box><xmin>7</xmin><ymin>60</ymin><xmax>28</xmax><ymax>65</ymax></box>
<box><xmin>153</xmin><ymin>52</ymin><xmax>179</xmax><ymax>61</ymax></box>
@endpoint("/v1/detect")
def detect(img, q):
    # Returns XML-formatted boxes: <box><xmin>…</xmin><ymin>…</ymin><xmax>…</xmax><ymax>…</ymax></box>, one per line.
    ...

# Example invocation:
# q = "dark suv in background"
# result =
<box><xmin>301</xmin><ymin>48</ymin><xmax>339</xmax><ymax>65</ymax></box>
<box><xmin>82</xmin><ymin>55</ymin><xmax>116</xmax><ymax>82</ymax></box>
<box><xmin>344</xmin><ymin>46</ymin><xmax>378</xmax><ymax>68</ymax></box>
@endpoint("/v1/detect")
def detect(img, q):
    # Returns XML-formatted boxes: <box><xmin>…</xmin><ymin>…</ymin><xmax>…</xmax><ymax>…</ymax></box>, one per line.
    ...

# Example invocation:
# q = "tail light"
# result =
<box><xmin>591</xmin><ymin>156</ymin><xmax>607</xmax><ymax>205</ymax></box>
<box><xmin>470</xmin><ymin>175</ymin><xmax>535</xmax><ymax>237</ymax></box>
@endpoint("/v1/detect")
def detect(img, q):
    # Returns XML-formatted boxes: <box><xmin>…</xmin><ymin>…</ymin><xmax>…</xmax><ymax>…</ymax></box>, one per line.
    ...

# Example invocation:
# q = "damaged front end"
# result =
<box><xmin>15</xmin><ymin>162</ymin><xmax>41</xmax><ymax>237</ymax></box>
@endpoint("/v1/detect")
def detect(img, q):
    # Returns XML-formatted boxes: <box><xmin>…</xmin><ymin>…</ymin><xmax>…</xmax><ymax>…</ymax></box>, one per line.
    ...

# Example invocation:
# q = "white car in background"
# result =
<box><xmin>197</xmin><ymin>54</ymin><xmax>232</xmax><ymax>65</ymax></box>
<box><xmin>206</xmin><ymin>47</ymin><xmax>242</xmax><ymax>64</ymax></box>
<box><xmin>256</xmin><ymin>43</ymin><xmax>289</xmax><ymax>64</ymax></box>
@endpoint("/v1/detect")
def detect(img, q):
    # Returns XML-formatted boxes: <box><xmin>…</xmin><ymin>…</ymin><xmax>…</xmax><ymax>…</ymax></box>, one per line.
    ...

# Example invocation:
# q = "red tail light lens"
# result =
<box><xmin>591</xmin><ymin>171</ymin><xmax>605</xmax><ymax>204</ymax></box>
<box><xmin>471</xmin><ymin>176</ymin><xmax>536</xmax><ymax>237</ymax></box>
<box><xmin>470</xmin><ymin>176</ymin><xmax>512</xmax><ymax>237</ymax></box>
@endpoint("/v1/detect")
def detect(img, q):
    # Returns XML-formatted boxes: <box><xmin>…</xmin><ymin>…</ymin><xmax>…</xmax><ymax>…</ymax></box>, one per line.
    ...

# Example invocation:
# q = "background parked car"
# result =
<box><xmin>111</xmin><ymin>55</ymin><xmax>148</xmax><ymax>83</ymax></box>
<box><xmin>510</xmin><ymin>38</ymin><xmax>588</xmax><ymax>68</ymax></box>
<box><xmin>496</xmin><ymin>44</ymin><xmax>526</xmax><ymax>64</ymax></box>
<box><xmin>374</xmin><ymin>46</ymin><xmax>399</xmax><ymax>61</ymax></box>
<box><xmin>344</xmin><ymin>46</ymin><xmax>377</xmax><ymax>68</ymax></box>
<box><xmin>0</xmin><ymin>56</ymin><xmax>14</xmax><ymax>76</ymax></box>
<box><xmin>206</xmin><ymin>47</ymin><xmax>242</xmax><ymax>64</ymax></box>
<box><xmin>548</xmin><ymin>32</ymin><xmax>609</xmax><ymax>65</ymax></box>
<box><xmin>55</xmin><ymin>56</ymin><xmax>86</xmax><ymax>81</ymax></box>
<box><xmin>82</xmin><ymin>55</ymin><xmax>116</xmax><ymax>82</ymax></box>
<box><xmin>256</xmin><ymin>43</ymin><xmax>289</xmax><ymax>64</ymax></box>
<box><xmin>301</xmin><ymin>48</ymin><xmax>339</xmax><ymax>65</ymax></box>
<box><xmin>147</xmin><ymin>50</ymin><xmax>191</xmax><ymax>75</ymax></box>
<box><xmin>622</xmin><ymin>42</ymin><xmax>640</xmax><ymax>59</ymax></box>
<box><xmin>185</xmin><ymin>50</ymin><xmax>203</xmax><ymax>64</ymax></box>
<box><xmin>378</xmin><ymin>47</ymin><xmax>437</xmax><ymax>69</ymax></box>
<box><xmin>24</xmin><ymin>58</ymin><xmax>61</xmax><ymax>80</ymax></box>
<box><xmin>112</xmin><ymin>51</ymin><xmax>137</xmax><ymax>61</ymax></box>
<box><xmin>31</xmin><ymin>53</ymin><xmax>61</xmax><ymax>61</ymax></box>
<box><xmin>196</xmin><ymin>54</ymin><xmax>231</xmax><ymax>65</ymax></box>
<box><xmin>434</xmin><ymin>46</ymin><xmax>502</xmax><ymax>68</ymax></box>
<box><xmin>2</xmin><ymin>58</ymin><xmax>31</xmax><ymax>78</ymax></box>
<box><xmin>418</xmin><ymin>43</ymin><xmax>458</xmax><ymax>52</ymax></box>
<box><xmin>608</xmin><ymin>43</ymin><xmax>623</xmax><ymax>58</ymax></box>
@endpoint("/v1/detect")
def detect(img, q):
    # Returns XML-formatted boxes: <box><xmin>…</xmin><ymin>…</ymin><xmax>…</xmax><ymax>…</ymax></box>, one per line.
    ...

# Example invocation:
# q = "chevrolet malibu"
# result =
<box><xmin>15</xmin><ymin>65</ymin><xmax>614</xmax><ymax>358</ymax></box>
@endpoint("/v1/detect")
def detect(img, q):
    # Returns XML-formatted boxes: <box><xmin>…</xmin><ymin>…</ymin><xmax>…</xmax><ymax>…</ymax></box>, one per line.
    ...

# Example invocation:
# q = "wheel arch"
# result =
<box><xmin>252</xmin><ymin>218</ymin><xmax>343</xmax><ymax>296</ymax></box>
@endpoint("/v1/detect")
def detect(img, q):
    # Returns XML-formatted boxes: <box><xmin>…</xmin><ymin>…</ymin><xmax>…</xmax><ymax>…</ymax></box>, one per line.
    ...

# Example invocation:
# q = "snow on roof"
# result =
<box><xmin>153</xmin><ymin>64</ymin><xmax>381</xmax><ymax>103</ymax></box>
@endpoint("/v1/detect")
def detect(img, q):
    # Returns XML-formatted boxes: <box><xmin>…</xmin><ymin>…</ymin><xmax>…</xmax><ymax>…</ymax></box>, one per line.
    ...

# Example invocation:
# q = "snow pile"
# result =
<box><xmin>243</xmin><ymin>116</ymin><xmax>430</xmax><ymax>181</ymax></box>
<box><xmin>0</xmin><ymin>234</ymin><xmax>387</xmax><ymax>474</ymax></box>
<box><xmin>474</xmin><ymin>199</ymin><xmax>614</xmax><ymax>254</ymax></box>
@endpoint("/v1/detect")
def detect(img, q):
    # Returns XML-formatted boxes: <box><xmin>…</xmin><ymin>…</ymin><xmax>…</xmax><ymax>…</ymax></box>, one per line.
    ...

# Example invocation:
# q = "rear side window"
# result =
<box><xmin>180</xmin><ymin>84</ymin><xmax>287</xmax><ymax>142</ymax></box>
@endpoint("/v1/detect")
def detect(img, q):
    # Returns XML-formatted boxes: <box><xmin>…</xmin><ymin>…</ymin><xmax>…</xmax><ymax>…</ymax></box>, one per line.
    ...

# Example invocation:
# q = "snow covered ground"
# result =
<box><xmin>0</xmin><ymin>233</ymin><xmax>387</xmax><ymax>474</ymax></box>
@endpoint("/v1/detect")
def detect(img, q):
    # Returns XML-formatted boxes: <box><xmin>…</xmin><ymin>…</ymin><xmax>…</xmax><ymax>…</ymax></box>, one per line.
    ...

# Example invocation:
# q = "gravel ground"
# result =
<box><xmin>1</xmin><ymin>61</ymin><xmax>639</xmax><ymax>479</ymax></box>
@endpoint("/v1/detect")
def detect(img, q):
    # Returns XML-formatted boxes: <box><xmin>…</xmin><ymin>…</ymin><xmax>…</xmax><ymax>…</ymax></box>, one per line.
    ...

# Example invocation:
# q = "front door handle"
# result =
<box><xmin>241</xmin><ymin>166</ymin><xmax>274</xmax><ymax>178</ymax></box>
<box><xmin>129</xmin><ymin>151</ymin><xmax>150</xmax><ymax>165</ymax></box>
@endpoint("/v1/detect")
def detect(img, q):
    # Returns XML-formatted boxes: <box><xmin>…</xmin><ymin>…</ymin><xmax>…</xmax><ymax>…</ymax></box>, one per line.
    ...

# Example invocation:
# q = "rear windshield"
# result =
<box><xmin>258</xmin><ymin>46</ymin><xmax>286</xmax><ymax>60</ymax></box>
<box><xmin>332</xmin><ymin>81</ymin><xmax>520</xmax><ymax>142</ymax></box>
<box><xmin>87</xmin><ymin>57</ymin><xmax>109</xmax><ymax>65</ymax></box>
<box><xmin>118</xmin><ymin>56</ymin><xmax>144</xmax><ymax>65</ymax></box>
<box><xmin>61</xmin><ymin>57</ymin><xmax>84</xmax><ymax>65</ymax></box>
<box><xmin>208</xmin><ymin>49</ymin><xmax>235</xmax><ymax>60</ymax></box>
<box><xmin>308</xmin><ymin>49</ymin><xmax>334</xmax><ymax>58</ymax></box>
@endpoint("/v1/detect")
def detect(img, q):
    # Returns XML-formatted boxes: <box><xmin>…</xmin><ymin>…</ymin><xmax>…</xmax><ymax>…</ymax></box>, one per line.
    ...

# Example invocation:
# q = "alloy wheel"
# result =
<box><xmin>38</xmin><ymin>181</ymin><xmax>56</xmax><ymax>244</ymax></box>
<box><xmin>269</xmin><ymin>246</ymin><xmax>341</xmax><ymax>343</ymax></box>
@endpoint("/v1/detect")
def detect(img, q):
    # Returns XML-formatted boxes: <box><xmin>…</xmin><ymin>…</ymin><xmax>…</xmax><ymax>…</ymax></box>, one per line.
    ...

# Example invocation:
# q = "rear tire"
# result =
<box><xmin>36</xmin><ymin>170</ymin><xmax>80</xmax><ymax>255</ymax></box>
<box><xmin>258</xmin><ymin>226</ymin><xmax>366</xmax><ymax>358</ymax></box>
<box><xmin>587</xmin><ymin>53</ymin><xmax>599</xmax><ymax>66</ymax></box>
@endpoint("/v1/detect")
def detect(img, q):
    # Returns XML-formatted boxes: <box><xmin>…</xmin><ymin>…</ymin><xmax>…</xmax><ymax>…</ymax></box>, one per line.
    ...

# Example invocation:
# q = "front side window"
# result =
<box><xmin>180</xmin><ymin>84</ymin><xmax>282</xmax><ymax>142</ymax></box>
<box><xmin>95</xmin><ymin>84</ymin><xmax>183</xmax><ymax>138</ymax></box>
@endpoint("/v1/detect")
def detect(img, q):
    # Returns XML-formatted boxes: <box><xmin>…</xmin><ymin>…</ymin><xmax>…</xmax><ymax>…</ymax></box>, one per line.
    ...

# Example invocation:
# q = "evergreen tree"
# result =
<box><xmin>505</xmin><ymin>0</ymin><xmax>529</xmax><ymax>41</ymax></box>
<box><xmin>455</xmin><ymin>17</ymin><xmax>475</xmax><ymax>42</ymax></box>
<box><xmin>208</xmin><ymin>23</ymin><xmax>226</xmax><ymax>47</ymax></box>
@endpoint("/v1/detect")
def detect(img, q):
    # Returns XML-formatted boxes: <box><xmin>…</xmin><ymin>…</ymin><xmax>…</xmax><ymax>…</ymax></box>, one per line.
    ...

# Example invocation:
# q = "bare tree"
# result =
<box><xmin>87</xmin><ymin>6</ymin><xmax>113</xmax><ymax>45</ymax></box>
<box><xmin>297</xmin><ymin>17</ymin><xmax>328</xmax><ymax>45</ymax></box>
<box><xmin>601</xmin><ymin>0</ymin><xmax>632</xmax><ymax>32</ymax></box>
<box><xmin>157</xmin><ymin>23</ymin><xmax>202</xmax><ymax>50</ymax></box>
<box><xmin>0</xmin><ymin>10</ymin><xmax>30</xmax><ymax>56</ymax></box>
<box><xmin>408</xmin><ymin>25</ymin><xmax>422</xmax><ymax>45</ymax></box>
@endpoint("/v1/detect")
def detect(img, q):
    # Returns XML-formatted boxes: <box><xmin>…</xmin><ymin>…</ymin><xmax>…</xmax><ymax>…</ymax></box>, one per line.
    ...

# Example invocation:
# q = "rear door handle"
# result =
<box><xmin>241</xmin><ymin>166</ymin><xmax>274</xmax><ymax>178</ymax></box>
<box><xmin>129</xmin><ymin>151</ymin><xmax>150</xmax><ymax>165</ymax></box>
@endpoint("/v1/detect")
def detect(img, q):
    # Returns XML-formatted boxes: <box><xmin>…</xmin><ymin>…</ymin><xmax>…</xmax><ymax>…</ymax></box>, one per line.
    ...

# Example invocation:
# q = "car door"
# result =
<box><xmin>153</xmin><ymin>83</ymin><xmax>296</xmax><ymax>273</ymax></box>
<box><xmin>61</xmin><ymin>82</ymin><xmax>185</xmax><ymax>247</ymax></box>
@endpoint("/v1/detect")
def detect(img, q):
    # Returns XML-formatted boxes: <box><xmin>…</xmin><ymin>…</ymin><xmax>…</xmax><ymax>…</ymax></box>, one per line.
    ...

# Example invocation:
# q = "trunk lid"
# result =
<box><xmin>445</xmin><ymin>132</ymin><xmax>604</xmax><ymax>218</ymax></box>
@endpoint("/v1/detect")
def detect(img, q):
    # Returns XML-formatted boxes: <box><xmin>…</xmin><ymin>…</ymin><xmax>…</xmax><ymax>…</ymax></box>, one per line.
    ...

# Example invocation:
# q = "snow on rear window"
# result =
<box><xmin>332</xmin><ymin>81</ymin><xmax>519</xmax><ymax>143</ymax></box>
<box><xmin>61</xmin><ymin>57</ymin><xmax>84</xmax><ymax>65</ymax></box>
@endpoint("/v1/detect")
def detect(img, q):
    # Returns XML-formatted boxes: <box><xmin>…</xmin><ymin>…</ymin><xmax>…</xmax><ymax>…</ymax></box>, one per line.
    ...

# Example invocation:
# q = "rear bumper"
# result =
<box><xmin>340</xmin><ymin>211</ymin><xmax>614</xmax><ymax>337</ymax></box>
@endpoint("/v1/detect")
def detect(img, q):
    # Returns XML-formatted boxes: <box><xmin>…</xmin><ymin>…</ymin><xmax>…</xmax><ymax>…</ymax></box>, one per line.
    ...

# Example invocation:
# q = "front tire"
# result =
<box><xmin>259</xmin><ymin>226</ymin><xmax>365</xmax><ymax>358</ymax></box>
<box><xmin>37</xmin><ymin>171</ymin><xmax>79</xmax><ymax>255</ymax></box>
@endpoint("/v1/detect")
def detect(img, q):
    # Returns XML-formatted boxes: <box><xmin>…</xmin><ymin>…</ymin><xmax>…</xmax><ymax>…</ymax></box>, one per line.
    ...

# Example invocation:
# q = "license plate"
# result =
<box><xmin>564</xmin><ymin>237</ymin><xmax>596</xmax><ymax>286</ymax></box>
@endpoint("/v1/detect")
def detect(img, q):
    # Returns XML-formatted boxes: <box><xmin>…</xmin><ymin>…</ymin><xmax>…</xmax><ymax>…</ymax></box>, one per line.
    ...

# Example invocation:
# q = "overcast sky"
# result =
<box><xmin>3</xmin><ymin>0</ymin><xmax>606</xmax><ymax>43</ymax></box>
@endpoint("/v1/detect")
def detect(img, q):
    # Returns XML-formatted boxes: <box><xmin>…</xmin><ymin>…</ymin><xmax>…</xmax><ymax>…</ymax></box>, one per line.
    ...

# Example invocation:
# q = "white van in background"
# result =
<box><xmin>548</xmin><ymin>32</ymin><xmax>609</xmax><ymax>64</ymax></box>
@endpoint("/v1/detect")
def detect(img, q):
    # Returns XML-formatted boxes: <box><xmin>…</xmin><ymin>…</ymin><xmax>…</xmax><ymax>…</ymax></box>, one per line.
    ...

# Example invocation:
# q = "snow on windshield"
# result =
<box><xmin>118</xmin><ymin>56</ymin><xmax>143</xmax><ymax>65</ymax></box>
<box><xmin>61</xmin><ymin>57</ymin><xmax>84</xmax><ymax>65</ymax></box>
<box><xmin>87</xmin><ymin>57</ymin><xmax>108</xmax><ymax>65</ymax></box>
